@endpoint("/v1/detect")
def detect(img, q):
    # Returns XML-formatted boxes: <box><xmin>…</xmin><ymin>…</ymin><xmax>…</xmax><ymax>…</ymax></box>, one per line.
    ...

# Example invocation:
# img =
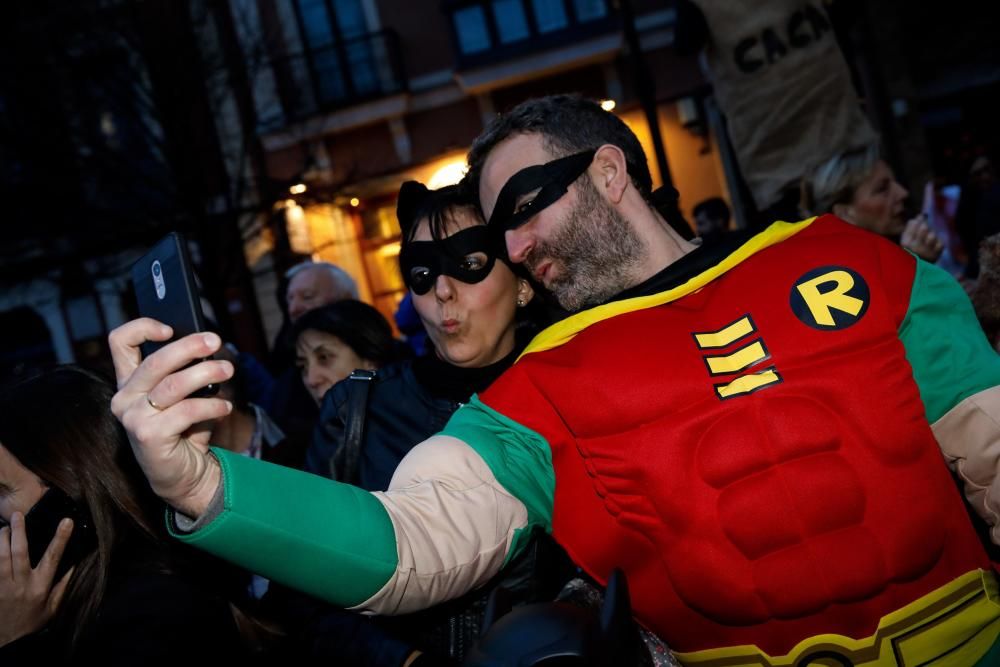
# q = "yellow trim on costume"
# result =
<box><xmin>518</xmin><ymin>218</ymin><xmax>817</xmax><ymax>360</ymax></box>
<box><xmin>673</xmin><ymin>569</ymin><xmax>1000</xmax><ymax>667</ymax></box>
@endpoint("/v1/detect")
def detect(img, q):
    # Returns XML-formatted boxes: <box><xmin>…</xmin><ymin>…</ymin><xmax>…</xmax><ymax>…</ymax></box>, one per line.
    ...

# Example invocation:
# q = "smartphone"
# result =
<box><xmin>131</xmin><ymin>232</ymin><xmax>217</xmax><ymax>396</ymax></box>
<box><xmin>24</xmin><ymin>487</ymin><xmax>97</xmax><ymax>581</ymax></box>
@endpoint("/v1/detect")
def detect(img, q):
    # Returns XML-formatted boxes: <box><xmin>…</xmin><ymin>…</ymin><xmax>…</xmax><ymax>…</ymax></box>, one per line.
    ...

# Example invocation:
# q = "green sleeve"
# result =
<box><xmin>441</xmin><ymin>395</ymin><xmax>556</xmax><ymax>564</ymax></box>
<box><xmin>170</xmin><ymin>448</ymin><xmax>397</xmax><ymax>607</ymax></box>
<box><xmin>900</xmin><ymin>259</ymin><xmax>1000</xmax><ymax>423</ymax></box>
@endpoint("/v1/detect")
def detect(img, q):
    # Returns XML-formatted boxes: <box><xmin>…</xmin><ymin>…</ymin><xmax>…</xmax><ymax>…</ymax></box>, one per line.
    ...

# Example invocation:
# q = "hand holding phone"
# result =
<box><xmin>131</xmin><ymin>232</ymin><xmax>218</xmax><ymax>397</ymax></box>
<box><xmin>24</xmin><ymin>487</ymin><xmax>97</xmax><ymax>581</ymax></box>
<box><xmin>0</xmin><ymin>505</ymin><xmax>80</xmax><ymax>647</ymax></box>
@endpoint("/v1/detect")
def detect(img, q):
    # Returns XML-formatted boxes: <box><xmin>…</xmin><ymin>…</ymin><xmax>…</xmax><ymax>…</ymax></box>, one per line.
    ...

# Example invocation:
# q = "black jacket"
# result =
<box><xmin>285</xmin><ymin>335</ymin><xmax>573</xmax><ymax>666</ymax></box>
<box><xmin>307</xmin><ymin>358</ymin><xmax>459</xmax><ymax>489</ymax></box>
<box><xmin>0</xmin><ymin>541</ymin><xmax>247</xmax><ymax>666</ymax></box>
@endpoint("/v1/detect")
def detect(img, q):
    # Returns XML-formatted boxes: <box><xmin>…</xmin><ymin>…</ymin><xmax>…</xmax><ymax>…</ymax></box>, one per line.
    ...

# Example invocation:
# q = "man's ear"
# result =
<box><xmin>592</xmin><ymin>144</ymin><xmax>629</xmax><ymax>204</ymax></box>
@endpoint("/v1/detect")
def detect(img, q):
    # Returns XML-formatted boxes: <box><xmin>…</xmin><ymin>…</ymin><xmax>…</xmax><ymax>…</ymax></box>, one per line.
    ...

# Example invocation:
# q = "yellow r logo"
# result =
<box><xmin>791</xmin><ymin>267</ymin><xmax>869</xmax><ymax>330</ymax></box>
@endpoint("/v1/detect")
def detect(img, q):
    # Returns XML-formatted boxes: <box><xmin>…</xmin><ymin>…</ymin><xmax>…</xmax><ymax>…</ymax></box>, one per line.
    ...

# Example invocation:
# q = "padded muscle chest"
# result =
<box><xmin>481</xmin><ymin>219</ymin><xmax>990</xmax><ymax>654</ymax></box>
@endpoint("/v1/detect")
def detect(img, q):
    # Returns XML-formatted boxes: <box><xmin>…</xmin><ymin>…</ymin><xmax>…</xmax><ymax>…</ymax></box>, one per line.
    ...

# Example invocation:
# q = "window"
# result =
<box><xmin>298</xmin><ymin>0</ymin><xmax>336</xmax><ymax>47</ymax></box>
<box><xmin>453</xmin><ymin>6</ymin><xmax>492</xmax><ymax>54</ymax></box>
<box><xmin>531</xmin><ymin>0</ymin><xmax>568</xmax><ymax>33</ymax></box>
<box><xmin>293</xmin><ymin>0</ymin><xmax>377</xmax><ymax>103</ymax></box>
<box><xmin>492</xmin><ymin>0</ymin><xmax>530</xmax><ymax>44</ymax></box>
<box><xmin>572</xmin><ymin>0</ymin><xmax>607</xmax><ymax>21</ymax></box>
<box><xmin>450</xmin><ymin>0</ymin><xmax>612</xmax><ymax>58</ymax></box>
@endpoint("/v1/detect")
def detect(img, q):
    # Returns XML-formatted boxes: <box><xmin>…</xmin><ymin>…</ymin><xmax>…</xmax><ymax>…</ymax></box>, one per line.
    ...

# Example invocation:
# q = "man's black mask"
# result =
<box><xmin>487</xmin><ymin>149</ymin><xmax>596</xmax><ymax>233</ymax></box>
<box><xmin>399</xmin><ymin>225</ymin><xmax>501</xmax><ymax>295</ymax></box>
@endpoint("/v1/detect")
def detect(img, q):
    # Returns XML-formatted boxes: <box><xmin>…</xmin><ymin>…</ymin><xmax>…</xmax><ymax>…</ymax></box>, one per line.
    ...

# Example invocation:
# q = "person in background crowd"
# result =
<box><xmin>800</xmin><ymin>143</ymin><xmax>945</xmax><ymax>261</ymax></box>
<box><xmin>957</xmin><ymin>156</ymin><xmax>1000</xmax><ymax>278</ymax></box>
<box><xmin>394</xmin><ymin>292</ymin><xmax>430</xmax><ymax>357</ymax></box>
<box><xmin>254</xmin><ymin>261</ymin><xmax>361</xmax><ymax>466</ymax></box>
<box><xmin>692</xmin><ymin>196</ymin><xmax>732</xmax><ymax>243</ymax></box>
<box><xmin>0</xmin><ymin>366</ymin><xmax>254</xmax><ymax>664</ymax></box>
<box><xmin>109</xmin><ymin>95</ymin><xmax>1000</xmax><ymax>666</ymax></box>
<box><xmin>285</xmin><ymin>262</ymin><xmax>359</xmax><ymax>324</ymax></box>
<box><xmin>211</xmin><ymin>344</ymin><xmax>301</xmax><ymax>466</ymax></box>
<box><xmin>293</xmin><ymin>299</ymin><xmax>399</xmax><ymax>406</ymax></box>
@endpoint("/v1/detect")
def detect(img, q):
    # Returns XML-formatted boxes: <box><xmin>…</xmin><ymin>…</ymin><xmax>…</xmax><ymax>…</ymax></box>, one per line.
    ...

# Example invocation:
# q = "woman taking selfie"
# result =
<box><xmin>279</xmin><ymin>181</ymin><xmax>565</xmax><ymax>666</ymax></box>
<box><xmin>307</xmin><ymin>181</ymin><xmax>538</xmax><ymax>490</ymax></box>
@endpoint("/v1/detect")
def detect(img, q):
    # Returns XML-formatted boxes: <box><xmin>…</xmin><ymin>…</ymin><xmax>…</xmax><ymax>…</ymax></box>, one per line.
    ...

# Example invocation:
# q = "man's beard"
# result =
<box><xmin>528</xmin><ymin>175</ymin><xmax>646</xmax><ymax>312</ymax></box>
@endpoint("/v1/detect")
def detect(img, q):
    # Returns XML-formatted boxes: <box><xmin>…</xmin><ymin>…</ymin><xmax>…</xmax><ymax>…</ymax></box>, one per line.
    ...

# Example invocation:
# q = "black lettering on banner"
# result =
<box><xmin>787</xmin><ymin>10</ymin><xmax>811</xmax><ymax>48</ymax></box>
<box><xmin>762</xmin><ymin>28</ymin><xmax>788</xmax><ymax>64</ymax></box>
<box><xmin>734</xmin><ymin>37</ymin><xmax>763</xmax><ymax>73</ymax></box>
<box><xmin>803</xmin><ymin>3</ymin><xmax>831</xmax><ymax>40</ymax></box>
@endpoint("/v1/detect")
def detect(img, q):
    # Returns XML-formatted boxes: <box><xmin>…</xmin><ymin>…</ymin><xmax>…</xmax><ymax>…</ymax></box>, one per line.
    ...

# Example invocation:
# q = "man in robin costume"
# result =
<box><xmin>110</xmin><ymin>96</ymin><xmax>1000</xmax><ymax>666</ymax></box>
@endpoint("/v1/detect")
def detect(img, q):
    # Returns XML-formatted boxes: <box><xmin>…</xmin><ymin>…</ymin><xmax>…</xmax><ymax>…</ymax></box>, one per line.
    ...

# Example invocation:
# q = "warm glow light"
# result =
<box><xmin>349</xmin><ymin>197</ymin><xmax>360</xmax><ymax>207</ymax></box>
<box><xmin>600</xmin><ymin>99</ymin><xmax>617</xmax><ymax>112</ymax></box>
<box><xmin>377</xmin><ymin>241</ymin><xmax>401</xmax><ymax>258</ymax></box>
<box><xmin>285</xmin><ymin>204</ymin><xmax>311</xmax><ymax>254</ymax></box>
<box><xmin>427</xmin><ymin>160</ymin><xmax>469</xmax><ymax>190</ymax></box>
<box><xmin>289</xmin><ymin>183</ymin><xmax>307</xmax><ymax>194</ymax></box>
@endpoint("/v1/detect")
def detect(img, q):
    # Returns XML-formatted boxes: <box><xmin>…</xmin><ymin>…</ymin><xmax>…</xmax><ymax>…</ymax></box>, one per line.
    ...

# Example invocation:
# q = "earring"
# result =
<box><xmin>517</xmin><ymin>298</ymin><xmax>525</xmax><ymax>307</ymax></box>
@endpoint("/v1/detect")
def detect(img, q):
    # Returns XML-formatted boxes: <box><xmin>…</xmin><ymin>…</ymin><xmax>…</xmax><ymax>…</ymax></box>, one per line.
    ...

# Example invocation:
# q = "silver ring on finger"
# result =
<box><xmin>146</xmin><ymin>393</ymin><xmax>164</xmax><ymax>411</ymax></box>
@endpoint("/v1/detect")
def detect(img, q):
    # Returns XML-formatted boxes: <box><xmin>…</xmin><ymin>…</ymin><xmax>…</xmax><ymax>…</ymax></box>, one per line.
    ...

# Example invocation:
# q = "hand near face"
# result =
<box><xmin>108</xmin><ymin>319</ymin><xmax>234</xmax><ymax>518</ymax></box>
<box><xmin>900</xmin><ymin>214</ymin><xmax>944</xmax><ymax>263</ymax></box>
<box><xmin>0</xmin><ymin>513</ymin><xmax>74</xmax><ymax>647</ymax></box>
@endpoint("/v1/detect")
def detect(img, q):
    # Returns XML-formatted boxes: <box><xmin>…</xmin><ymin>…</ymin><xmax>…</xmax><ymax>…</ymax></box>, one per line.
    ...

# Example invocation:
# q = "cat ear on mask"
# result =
<box><xmin>397</xmin><ymin>181</ymin><xmax>430</xmax><ymax>238</ymax></box>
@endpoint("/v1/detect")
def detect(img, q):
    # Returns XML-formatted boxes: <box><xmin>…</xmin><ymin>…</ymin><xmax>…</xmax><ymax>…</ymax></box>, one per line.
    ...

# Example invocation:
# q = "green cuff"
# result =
<box><xmin>171</xmin><ymin>448</ymin><xmax>398</xmax><ymax>607</ymax></box>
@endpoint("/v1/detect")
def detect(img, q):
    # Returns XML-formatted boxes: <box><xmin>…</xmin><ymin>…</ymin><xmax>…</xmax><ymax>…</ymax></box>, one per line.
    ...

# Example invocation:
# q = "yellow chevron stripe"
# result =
<box><xmin>715</xmin><ymin>368</ymin><xmax>781</xmax><ymax>399</ymax></box>
<box><xmin>705</xmin><ymin>341</ymin><xmax>768</xmax><ymax>375</ymax></box>
<box><xmin>694</xmin><ymin>316</ymin><xmax>755</xmax><ymax>349</ymax></box>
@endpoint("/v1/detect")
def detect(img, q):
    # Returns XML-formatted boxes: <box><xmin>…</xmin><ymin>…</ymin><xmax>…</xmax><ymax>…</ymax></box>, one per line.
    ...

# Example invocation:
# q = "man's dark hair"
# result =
<box><xmin>467</xmin><ymin>95</ymin><xmax>654</xmax><ymax>202</ymax></box>
<box><xmin>692</xmin><ymin>197</ymin><xmax>730</xmax><ymax>224</ymax></box>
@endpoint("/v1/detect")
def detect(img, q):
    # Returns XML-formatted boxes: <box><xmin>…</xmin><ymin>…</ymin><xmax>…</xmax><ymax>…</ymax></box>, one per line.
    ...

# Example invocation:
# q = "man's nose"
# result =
<box><xmin>505</xmin><ymin>227</ymin><xmax>534</xmax><ymax>264</ymax></box>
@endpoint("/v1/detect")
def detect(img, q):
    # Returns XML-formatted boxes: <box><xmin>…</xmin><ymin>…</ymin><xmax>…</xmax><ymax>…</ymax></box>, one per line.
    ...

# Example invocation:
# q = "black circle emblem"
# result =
<box><xmin>789</xmin><ymin>266</ymin><xmax>870</xmax><ymax>330</ymax></box>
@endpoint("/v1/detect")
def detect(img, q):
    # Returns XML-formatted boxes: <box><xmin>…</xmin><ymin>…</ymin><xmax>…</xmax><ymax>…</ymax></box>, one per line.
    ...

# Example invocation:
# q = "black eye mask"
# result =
<box><xmin>487</xmin><ymin>149</ymin><xmax>596</xmax><ymax>232</ymax></box>
<box><xmin>399</xmin><ymin>225</ymin><xmax>501</xmax><ymax>295</ymax></box>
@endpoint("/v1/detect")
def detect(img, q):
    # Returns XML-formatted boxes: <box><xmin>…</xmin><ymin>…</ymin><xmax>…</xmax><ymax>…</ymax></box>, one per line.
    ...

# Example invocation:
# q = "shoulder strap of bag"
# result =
<box><xmin>332</xmin><ymin>369</ymin><xmax>376</xmax><ymax>485</ymax></box>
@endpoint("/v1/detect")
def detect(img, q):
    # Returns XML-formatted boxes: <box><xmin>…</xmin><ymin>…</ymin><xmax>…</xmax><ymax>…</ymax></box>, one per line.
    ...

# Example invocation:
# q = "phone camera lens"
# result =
<box><xmin>152</xmin><ymin>263</ymin><xmax>161</xmax><ymax>276</ymax></box>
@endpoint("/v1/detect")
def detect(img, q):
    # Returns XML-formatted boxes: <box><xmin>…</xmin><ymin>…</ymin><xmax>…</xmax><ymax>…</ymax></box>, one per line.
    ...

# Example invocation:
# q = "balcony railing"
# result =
<box><xmin>269</xmin><ymin>29</ymin><xmax>406</xmax><ymax>124</ymax></box>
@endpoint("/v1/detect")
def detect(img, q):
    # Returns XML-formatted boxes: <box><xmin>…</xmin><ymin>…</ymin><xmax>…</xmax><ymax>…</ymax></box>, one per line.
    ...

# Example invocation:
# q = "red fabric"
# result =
<box><xmin>480</xmin><ymin>216</ymin><xmax>990</xmax><ymax>655</ymax></box>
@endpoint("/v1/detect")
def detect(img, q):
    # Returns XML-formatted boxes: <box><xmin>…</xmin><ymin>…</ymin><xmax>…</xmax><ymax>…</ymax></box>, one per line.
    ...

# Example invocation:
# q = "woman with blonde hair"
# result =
<box><xmin>800</xmin><ymin>144</ymin><xmax>944</xmax><ymax>262</ymax></box>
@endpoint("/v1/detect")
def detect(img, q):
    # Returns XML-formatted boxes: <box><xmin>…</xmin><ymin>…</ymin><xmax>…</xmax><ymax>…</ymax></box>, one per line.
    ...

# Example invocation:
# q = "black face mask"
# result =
<box><xmin>399</xmin><ymin>225</ymin><xmax>502</xmax><ymax>295</ymax></box>
<box><xmin>487</xmin><ymin>149</ymin><xmax>596</xmax><ymax>233</ymax></box>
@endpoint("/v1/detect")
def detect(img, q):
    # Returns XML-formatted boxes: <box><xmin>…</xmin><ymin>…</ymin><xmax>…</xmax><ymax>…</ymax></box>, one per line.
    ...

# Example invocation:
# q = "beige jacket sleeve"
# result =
<box><xmin>933</xmin><ymin>385</ymin><xmax>1000</xmax><ymax>544</ymax></box>
<box><xmin>348</xmin><ymin>435</ymin><xmax>530</xmax><ymax>615</ymax></box>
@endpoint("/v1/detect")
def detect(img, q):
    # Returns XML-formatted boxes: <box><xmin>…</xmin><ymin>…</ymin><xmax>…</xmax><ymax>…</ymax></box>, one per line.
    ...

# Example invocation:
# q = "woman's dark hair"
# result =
<box><xmin>396</xmin><ymin>180</ymin><xmax>483</xmax><ymax>245</ymax></box>
<box><xmin>0</xmin><ymin>365</ymin><xmax>164</xmax><ymax>650</ymax></box>
<box><xmin>292</xmin><ymin>299</ymin><xmax>397</xmax><ymax>367</ymax></box>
